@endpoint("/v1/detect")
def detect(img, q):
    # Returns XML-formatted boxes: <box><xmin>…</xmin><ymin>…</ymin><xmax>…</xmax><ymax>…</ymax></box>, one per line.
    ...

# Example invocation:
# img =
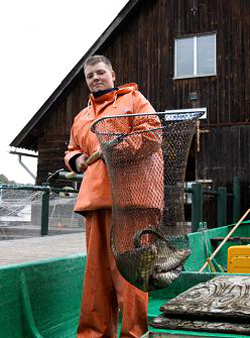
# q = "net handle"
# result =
<box><xmin>65</xmin><ymin>135</ymin><xmax>126</xmax><ymax>179</ymax></box>
<box><xmin>65</xmin><ymin>149</ymin><xmax>101</xmax><ymax>179</ymax></box>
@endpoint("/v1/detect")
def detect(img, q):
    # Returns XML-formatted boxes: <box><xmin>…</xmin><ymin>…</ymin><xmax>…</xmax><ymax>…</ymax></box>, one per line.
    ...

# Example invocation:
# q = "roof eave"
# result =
<box><xmin>10</xmin><ymin>0</ymin><xmax>141</xmax><ymax>149</ymax></box>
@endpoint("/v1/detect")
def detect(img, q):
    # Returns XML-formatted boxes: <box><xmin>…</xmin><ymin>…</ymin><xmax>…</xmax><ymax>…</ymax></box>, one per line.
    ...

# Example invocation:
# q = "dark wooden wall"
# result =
<box><xmin>36</xmin><ymin>76</ymin><xmax>88</xmax><ymax>184</ymax></box>
<box><xmin>102</xmin><ymin>0</ymin><xmax>249</xmax><ymax>120</ymax></box>
<box><xmin>36</xmin><ymin>0</ymin><xmax>250</xmax><ymax>226</ymax></box>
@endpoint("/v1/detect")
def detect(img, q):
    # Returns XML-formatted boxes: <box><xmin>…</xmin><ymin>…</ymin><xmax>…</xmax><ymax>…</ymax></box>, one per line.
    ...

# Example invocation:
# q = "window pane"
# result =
<box><xmin>175</xmin><ymin>38</ymin><xmax>194</xmax><ymax>77</ymax></box>
<box><xmin>197</xmin><ymin>34</ymin><xmax>216</xmax><ymax>75</ymax></box>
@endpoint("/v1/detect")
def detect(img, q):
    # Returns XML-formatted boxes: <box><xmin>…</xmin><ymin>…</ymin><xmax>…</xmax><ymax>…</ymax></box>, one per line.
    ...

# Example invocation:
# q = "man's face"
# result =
<box><xmin>84</xmin><ymin>62</ymin><xmax>116</xmax><ymax>93</ymax></box>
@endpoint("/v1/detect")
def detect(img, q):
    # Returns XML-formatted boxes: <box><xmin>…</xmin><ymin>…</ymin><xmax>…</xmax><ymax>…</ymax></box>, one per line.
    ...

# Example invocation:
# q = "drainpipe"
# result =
<box><xmin>9</xmin><ymin>151</ymin><xmax>37</xmax><ymax>180</ymax></box>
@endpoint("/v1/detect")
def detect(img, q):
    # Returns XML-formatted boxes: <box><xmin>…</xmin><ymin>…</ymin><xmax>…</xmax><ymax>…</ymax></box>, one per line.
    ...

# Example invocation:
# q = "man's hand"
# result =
<box><xmin>75</xmin><ymin>154</ymin><xmax>89</xmax><ymax>173</ymax></box>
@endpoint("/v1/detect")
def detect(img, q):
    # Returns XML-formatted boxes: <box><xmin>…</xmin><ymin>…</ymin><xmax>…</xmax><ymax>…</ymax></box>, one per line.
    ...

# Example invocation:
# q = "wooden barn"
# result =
<box><xmin>11</xmin><ymin>0</ymin><xmax>250</xmax><ymax>227</ymax></box>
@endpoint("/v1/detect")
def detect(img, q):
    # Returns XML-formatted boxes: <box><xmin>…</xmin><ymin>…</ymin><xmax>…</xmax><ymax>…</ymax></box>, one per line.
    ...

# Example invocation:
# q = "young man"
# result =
<box><xmin>65</xmin><ymin>55</ymin><xmax>160</xmax><ymax>337</ymax></box>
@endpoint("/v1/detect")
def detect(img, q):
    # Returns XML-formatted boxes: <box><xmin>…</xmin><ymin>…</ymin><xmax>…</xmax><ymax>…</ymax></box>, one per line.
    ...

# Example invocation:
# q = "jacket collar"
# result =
<box><xmin>88</xmin><ymin>83</ymin><xmax>138</xmax><ymax>115</ymax></box>
<box><xmin>92</xmin><ymin>87</ymin><xmax>118</xmax><ymax>99</ymax></box>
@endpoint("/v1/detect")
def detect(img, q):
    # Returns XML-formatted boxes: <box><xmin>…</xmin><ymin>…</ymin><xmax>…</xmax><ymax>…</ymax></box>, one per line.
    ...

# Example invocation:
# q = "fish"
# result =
<box><xmin>114</xmin><ymin>228</ymin><xmax>191</xmax><ymax>291</ymax></box>
<box><xmin>149</xmin><ymin>241</ymin><xmax>191</xmax><ymax>290</ymax></box>
<box><xmin>150</xmin><ymin>266</ymin><xmax>182</xmax><ymax>289</ymax></box>
<box><xmin>115</xmin><ymin>243</ymin><xmax>158</xmax><ymax>291</ymax></box>
<box><xmin>153</xmin><ymin>247</ymin><xmax>191</xmax><ymax>272</ymax></box>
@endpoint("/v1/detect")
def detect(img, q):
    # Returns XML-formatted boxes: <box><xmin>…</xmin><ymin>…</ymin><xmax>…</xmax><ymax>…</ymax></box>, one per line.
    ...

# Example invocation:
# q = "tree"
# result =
<box><xmin>0</xmin><ymin>174</ymin><xmax>16</xmax><ymax>185</ymax></box>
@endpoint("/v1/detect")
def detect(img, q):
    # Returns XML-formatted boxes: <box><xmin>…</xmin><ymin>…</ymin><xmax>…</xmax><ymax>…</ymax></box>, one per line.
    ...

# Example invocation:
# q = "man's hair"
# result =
<box><xmin>83</xmin><ymin>55</ymin><xmax>113</xmax><ymax>71</ymax></box>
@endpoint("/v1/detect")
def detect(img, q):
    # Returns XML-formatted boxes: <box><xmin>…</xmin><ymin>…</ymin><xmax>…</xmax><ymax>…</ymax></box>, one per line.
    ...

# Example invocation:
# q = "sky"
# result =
<box><xmin>0</xmin><ymin>0</ymin><xmax>129</xmax><ymax>184</ymax></box>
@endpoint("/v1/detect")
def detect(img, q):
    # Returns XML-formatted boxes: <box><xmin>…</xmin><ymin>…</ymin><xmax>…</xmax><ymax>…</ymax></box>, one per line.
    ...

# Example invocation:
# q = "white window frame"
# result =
<box><xmin>174</xmin><ymin>33</ymin><xmax>217</xmax><ymax>79</ymax></box>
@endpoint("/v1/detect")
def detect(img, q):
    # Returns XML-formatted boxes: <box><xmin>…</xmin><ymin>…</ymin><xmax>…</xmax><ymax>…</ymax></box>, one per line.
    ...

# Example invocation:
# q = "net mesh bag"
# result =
<box><xmin>92</xmin><ymin>111</ymin><xmax>201</xmax><ymax>291</ymax></box>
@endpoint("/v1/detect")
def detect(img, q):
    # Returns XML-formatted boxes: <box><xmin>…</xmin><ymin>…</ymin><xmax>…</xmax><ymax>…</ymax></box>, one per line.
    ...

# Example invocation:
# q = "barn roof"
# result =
<box><xmin>10</xmin><ymin>0</ymin><xmax>141</xmax><ymax>150</ymax></box>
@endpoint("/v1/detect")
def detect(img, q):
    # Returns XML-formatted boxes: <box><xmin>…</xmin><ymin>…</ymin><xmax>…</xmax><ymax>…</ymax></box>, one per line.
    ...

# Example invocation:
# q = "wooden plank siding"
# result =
<box><xmin>36</xmin><ymin>75</ymin><xmax>89</xmax><ymax>184</ymax></box>
<box><xmin>23</xmin><ymin>0</ymin><xmax>249</xmax><ymax>225</ymax></box>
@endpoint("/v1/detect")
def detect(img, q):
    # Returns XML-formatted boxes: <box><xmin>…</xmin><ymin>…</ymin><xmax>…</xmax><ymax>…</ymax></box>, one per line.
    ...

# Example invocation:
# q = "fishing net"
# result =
<box><xmin>92</xmin><ymin>111</ymin><xmax>202</xmax><ymax>291</ymax></box>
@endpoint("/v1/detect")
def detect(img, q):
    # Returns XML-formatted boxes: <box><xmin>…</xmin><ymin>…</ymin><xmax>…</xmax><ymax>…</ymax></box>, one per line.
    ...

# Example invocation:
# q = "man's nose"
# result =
<box><xmin>93</xmin><ymin>73</ymin><xmax>99</xmax><ymax>80</ymax></box>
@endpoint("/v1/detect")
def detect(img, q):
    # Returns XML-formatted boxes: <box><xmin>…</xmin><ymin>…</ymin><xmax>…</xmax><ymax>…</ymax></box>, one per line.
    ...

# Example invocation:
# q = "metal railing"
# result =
<box><xmin>0</xmin><ymin>176</ymin><xmax>241</xmax><ymax>236</ymax></box>
<box><xmin>0</xmin><ymin>184</ymin><xmax>79</xmax><ymax>236</ymax></box>
<box><xmin>187</xmin><ymin>176</ymin><xmax>241</xmax><ymax>232</ymax></box>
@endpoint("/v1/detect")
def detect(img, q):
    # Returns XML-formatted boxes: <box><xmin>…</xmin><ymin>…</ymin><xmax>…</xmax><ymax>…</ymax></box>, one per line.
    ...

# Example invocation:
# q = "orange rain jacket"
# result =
<box><xmin>64</xmin><ymin>83</ymin><xmax>162</xmax><ymax>214</ymax></box>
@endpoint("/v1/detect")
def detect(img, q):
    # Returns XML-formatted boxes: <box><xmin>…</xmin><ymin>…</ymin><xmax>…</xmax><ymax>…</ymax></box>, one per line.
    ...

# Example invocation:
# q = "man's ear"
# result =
<box><xmin>112</xmin><ymin>71</ymin><xmax>116</xmax><ymax>82</ymax></box>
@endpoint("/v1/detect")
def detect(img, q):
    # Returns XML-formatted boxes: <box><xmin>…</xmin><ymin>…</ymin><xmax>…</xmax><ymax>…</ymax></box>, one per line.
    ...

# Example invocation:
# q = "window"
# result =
<box><xmin>174</xmin><ymin>33</ymin><xmax>216</xmax><ymax>79</ymax></box>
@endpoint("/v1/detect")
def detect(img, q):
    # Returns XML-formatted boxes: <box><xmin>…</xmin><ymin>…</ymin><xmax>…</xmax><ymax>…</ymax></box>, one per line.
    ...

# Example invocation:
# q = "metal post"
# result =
<box><xmin>233</xmin><ymin>176</ymin><xmax>241</xmax><ymax>223</ymax></box>
<box><xmin>41</xmin><ymin>191</ymin><xmax>50</xmax><ymax>236</ymax></box>
<box><xmin>191</xmin><ymin>183</ymin><xmax>203</xmax><ymax>232</ymax></box>
<box><xmin>218</xmin><ymin>187</ymin><xmax>227</xmax><ymax>227</ymax></box>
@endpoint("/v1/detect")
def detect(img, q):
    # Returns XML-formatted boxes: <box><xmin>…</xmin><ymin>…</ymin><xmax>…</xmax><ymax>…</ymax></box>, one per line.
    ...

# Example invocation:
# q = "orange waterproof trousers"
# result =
<box><xmin>77</xmin><ymin>209</ymin><xmax>148</xmax><ymax>338</ymax></box>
